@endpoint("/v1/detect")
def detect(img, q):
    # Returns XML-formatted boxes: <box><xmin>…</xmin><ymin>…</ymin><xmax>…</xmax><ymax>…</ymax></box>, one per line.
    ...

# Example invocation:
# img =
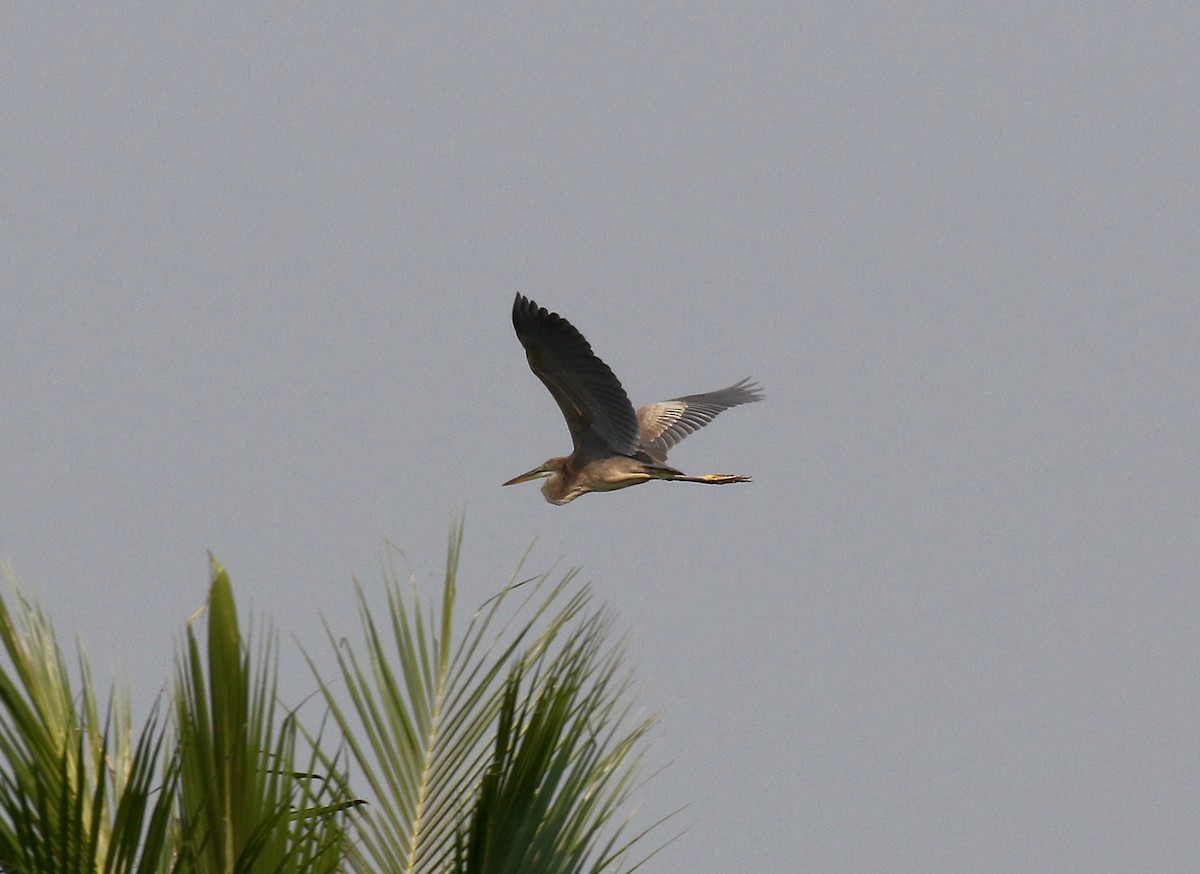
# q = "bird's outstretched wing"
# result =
<box><xmin>636</xmin><ymin>378</ymin><xmax>763</xmax><ymax>463</ymax></box>
<box><xmin>512</xmin><ymin>294</ymin><xmax>641</xmax><ymax>456</ymax></box>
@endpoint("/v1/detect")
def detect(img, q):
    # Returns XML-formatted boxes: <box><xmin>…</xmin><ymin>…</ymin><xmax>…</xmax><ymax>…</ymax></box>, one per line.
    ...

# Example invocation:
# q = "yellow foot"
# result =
<box><xmin>700</xmin><ymin>474</ymin><xmax>751</xmax><ymax>484</ymax></box>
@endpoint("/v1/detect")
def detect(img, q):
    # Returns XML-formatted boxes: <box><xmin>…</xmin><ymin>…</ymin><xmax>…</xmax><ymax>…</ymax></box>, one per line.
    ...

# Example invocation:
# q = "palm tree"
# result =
<box><xmin>0</xmin><ymin>526</ymin><xmax>672</xmax><ymax>872</ymax></box>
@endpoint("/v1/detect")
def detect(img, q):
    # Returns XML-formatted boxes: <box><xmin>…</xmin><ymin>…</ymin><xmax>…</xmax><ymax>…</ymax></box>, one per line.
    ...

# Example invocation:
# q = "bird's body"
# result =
<box><xmin>504</xmin><ymin>294</ymin><xmax>762</xmax><ymax>505</ymax></box>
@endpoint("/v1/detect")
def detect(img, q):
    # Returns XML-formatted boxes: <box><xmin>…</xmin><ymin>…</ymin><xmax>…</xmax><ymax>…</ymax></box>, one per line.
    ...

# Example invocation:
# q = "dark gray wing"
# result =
<box><xmin>511</xmin><ymin>294</ymin><xmax>641</xmax><ymax>456</ymax></box>
<box><xmin>636</xmin><ymin>378</ymin><xmax>763</xmax><ymax>463</ymax></box>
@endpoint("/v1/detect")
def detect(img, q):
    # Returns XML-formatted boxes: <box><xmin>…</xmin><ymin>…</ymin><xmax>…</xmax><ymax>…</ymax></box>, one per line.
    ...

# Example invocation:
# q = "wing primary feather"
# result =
<box><xmin>511</xmin><ymin>294</ymin><xmax>641</xmax><ymax>455</ymax></box>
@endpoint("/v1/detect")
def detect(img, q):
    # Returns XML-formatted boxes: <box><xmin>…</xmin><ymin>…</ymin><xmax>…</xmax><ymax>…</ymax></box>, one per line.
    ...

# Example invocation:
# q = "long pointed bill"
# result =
<box><xmin>502</xmin><ymin>465</ymin><xmax>550</xmax><ymax>486</ymax></box>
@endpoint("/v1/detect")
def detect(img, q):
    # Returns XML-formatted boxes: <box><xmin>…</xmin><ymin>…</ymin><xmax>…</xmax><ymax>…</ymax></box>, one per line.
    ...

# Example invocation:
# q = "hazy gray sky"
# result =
<box><xmin>3</xmin><ymin>4</ymin><xmax>1198</xmax><ymax>871</ymax></box>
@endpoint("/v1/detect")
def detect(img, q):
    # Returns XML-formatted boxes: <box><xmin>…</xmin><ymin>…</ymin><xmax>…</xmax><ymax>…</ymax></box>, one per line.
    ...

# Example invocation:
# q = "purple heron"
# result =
<box><xmin>504</xmin><ymin>293</ymin><xmax>763</xmax><ymax>505</ymax></box>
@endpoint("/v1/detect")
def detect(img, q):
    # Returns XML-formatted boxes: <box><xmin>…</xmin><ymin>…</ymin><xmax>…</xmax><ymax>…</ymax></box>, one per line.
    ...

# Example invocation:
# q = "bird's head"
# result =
<box><xmin>502</xmin><ymin>457</ymin><xmax>582</xmax><ymax>505</ymax></box>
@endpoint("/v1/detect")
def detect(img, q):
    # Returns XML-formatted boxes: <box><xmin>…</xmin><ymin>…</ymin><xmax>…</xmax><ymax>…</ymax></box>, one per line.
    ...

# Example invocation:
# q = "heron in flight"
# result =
<box><xmin>504</xmin><ymin>293</ymin><xmax>763</xmax><ymax>505</ymax></box>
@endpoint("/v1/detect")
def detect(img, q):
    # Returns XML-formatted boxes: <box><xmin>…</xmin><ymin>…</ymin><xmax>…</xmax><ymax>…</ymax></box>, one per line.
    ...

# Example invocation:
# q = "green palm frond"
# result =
<box><xmin>312</xmin><ymin>520</ymin><xmax>672</xmax><ymax>874</ymax></box>
<box><xmin>461</xmin><ymin>611</ymin><xmax>664</xmax><ymax>874</ymax></box>
<box><xmin>0</xmin><ymin>575</ymin><xmax>177</xmax><ymax>874</ymax></box>
<box><xmin>172</xmin><ymin>557</ymin><xmax>355</xmax><ymax>874</ymax></box>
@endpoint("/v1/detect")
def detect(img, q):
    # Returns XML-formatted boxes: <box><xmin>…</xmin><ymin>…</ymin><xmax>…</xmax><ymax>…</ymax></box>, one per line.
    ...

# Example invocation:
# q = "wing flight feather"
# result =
<box><xmin>512</xmin><ymin>294</ymin><xmax>641</xmax><ymax>456</ymax></box>
<box><xmin>636</xmin><ymin>378</ymin><xmax>763</xmax><ymax>463</ymax></box>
